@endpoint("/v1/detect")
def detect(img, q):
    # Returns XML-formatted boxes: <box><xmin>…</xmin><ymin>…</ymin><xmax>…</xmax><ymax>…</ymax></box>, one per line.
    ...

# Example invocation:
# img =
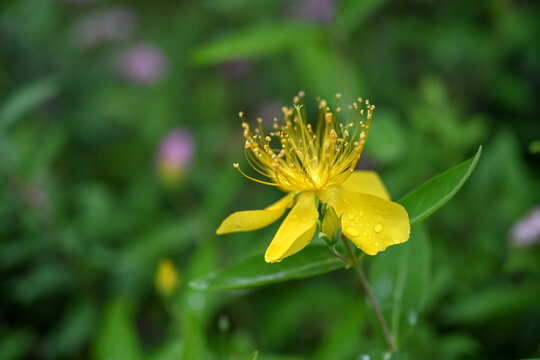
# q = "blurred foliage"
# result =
<box><xmin>1</xmin><ymin>0</ymin><xmax>539</xmax><ymax>359</ymax></box>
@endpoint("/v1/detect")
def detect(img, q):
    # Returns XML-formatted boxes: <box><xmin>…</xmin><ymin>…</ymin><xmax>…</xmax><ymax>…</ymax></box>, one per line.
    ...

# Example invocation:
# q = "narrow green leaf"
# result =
<box><xmin>369</xmin><ymin>224</ymin><xmax>431</xmax><ymax>343</ymax></box>
<box><xmin>191</xmin><ymin>22</ymin><xmax>320</xmax><ymax>65</ymax></box>
<box><xmin>0</xmin><ymin>78</ymin><xmax>58</xmax><ymax>130</ymax></box>
<box><xmin>181</xmin><ymin>313</ymin><xmax>210</xmax><ymax>360</ymax></box>
<box><xmin>189</xmin><ymin>246</ymin><xmax>345</xmax><ymax>290</ymax></box>
<box><xmin>92</xmin><ymin>299</ymin><xmax>143</xmax><ymax>360</ymax></box>
<box><xmin>399</xmin><ymin>146</ymin><xmax>482</xmax><ymax>225</ymax></box>
<box><xmin>244</xmin><ymin>350</ymin><xmax>259</xmax><ymax>360</ymax></box>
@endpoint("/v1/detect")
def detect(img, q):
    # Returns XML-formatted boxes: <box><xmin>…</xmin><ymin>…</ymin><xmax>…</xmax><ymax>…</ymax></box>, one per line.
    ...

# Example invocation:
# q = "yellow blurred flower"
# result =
<box><xmin>155</xmin><ymin>258</ymin><xmax>179</xmax><ymax>296</ymax></box>
<box><xmin>217</xmin><ymin>92</ymin><xmax>410</xmax><ymax>263</ymax></box>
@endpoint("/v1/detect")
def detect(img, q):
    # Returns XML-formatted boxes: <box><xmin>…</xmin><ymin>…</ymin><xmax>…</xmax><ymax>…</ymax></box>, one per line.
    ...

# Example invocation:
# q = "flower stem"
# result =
<box><xmin>342</xmin><ymin>237</ymin><xmax>397</xmax><ymax>353</ymax></box>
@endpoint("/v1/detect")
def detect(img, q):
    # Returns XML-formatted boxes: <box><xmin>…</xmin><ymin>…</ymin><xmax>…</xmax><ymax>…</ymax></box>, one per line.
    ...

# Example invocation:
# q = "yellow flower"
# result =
<box><xmin>217</xmin><ymin>92</ymin><xmax>410</xmax><ymax>263</ymax></box>
<box><xmin>155</xmin><ymin>258</ymin><xmax>179</xmax><ymax>296</ymax></box>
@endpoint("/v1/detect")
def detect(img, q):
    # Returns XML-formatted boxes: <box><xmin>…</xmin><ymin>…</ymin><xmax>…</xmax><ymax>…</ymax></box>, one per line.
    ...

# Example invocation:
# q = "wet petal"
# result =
<box><xmin>340</xmin><ymin>171</ymin><xmax>391</xmax><ymax>200</ymax></box>
<box><xmin>216</xmin><ymin>193</ymin><xmax>293</xmax><ymax>235</ymax></box>
<box><xmin>265</xmin><ymin>192</ymin><xmax>318</xmax><ymax>263</ymax></box>
<box><xmin>323</xmin><ymin>187</ymin><xmax>409</xmax><ymax>255</ymax></box>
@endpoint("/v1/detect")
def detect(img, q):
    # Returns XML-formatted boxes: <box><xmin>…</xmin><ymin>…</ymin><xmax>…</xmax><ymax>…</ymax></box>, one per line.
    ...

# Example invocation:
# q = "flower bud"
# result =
<box><xmin>320</xmin><ymin>204</ymin><xmax>342</xmax><ymax>245</ymax></box>
<box><xmin>155</xmin><ymin>258</ymin><xmax>179</xmax><ymax>297</ymax></box>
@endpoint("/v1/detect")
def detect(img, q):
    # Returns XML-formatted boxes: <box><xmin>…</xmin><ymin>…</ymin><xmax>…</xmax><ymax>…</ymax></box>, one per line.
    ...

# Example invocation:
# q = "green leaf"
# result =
<box><xmin>244</xmin><ymin>350</ymin><xmax>259</xmax><ymax>360</ymax></box>
<box><xmin>181</xmin><ymin>313</ymin><xmax>211</xmax><ymax>360</ymax></box>
<box><xmin>0</xmin><ymin>330</ymin><xmax>34</xmax><ymax>360</ymax></box>
<box><xmin>441</xmin><ymin>284</ymin><xmax>540</xmax><ymax>325</ymax></box>
<box><xmin>92</xmin><ymin>299</ymin><xmax>143</xmax><ymax>360</ymax></box>
<box><xmin>41</xmin><ymin>299</ymin><xmax>98</xmax><ymax>358</ymax></box>
<box><xmin>190</xmin><ymin>246</ymin><xmax>345</xmax><ymax>290</ymax></box>
<box><xmin>399</xmin><ymin>146</ymin><xmax>482</xmax><ymax>225</ymax></box>
<box><xmin>369</xmin><ymin>224</ymin><xmax>431</xmax><ymax>343</ymax></box>
<box><xmin>339</xmin><ymin>0</ymin><xmax>390</xmax><ymax>31</ymax></box>
<box><xmin>191</xmin><ymin>22</ymin><xmax>320</xmax><ymax>65</ymax></box>
<box><xmin>0</xmin><ymin>78</ymin><xmax>58</xmax><ymax>130</ymax></box>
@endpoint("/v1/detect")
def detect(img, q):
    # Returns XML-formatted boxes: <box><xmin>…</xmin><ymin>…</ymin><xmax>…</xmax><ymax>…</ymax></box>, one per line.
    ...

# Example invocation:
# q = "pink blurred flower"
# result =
<box><xmin>116</xmin><ymin>43</ymin><xmax>167</xmax><ymax>85</ymax></box>
<box><xmin>510</xmin><ymin>206</ymin><xmax>540</xmax><ymax>248</ymax></box>
<box><xmin>156</xmin><ymin>129</ymin><xmax>194</xmax><ymax>185</ymax></box>
<box><xmin>70</xmin><ymin>7</ymin><xmax>137</xmax><ymax>48</ymax></box>
<box><xmin>285</xmin><ymin>0</ymin><xmax>335</xmax><ymax>24</ymax></box>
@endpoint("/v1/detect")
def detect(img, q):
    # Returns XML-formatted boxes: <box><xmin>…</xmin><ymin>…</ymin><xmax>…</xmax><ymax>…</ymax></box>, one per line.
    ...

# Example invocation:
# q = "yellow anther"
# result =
<box><xmin>325</xmin><ymin>113</ymin><xmax>333</xmax><ymax>123</ymax></box>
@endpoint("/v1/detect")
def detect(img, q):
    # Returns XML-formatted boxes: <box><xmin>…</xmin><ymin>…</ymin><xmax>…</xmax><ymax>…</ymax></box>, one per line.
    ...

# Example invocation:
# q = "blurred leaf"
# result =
<box><xmin>148</xmin><ymin>340</ymin><xmax>182</xmax><ymax>360</ymax></box>
<box><xmin>181</xmin><ymin>312</ymin><xmax>210</xmax><ymax>360</ymax></box>
<box><xmin>529</xmin><ymin>140</ymin><xmax>540</xmax><ymax>154</ymax></box>
<box><xmin>0</xmin><ymin>238</ymin><xmax>44</xmax><ymax>270</ymax></box>
<box><xmin>41</xmin><ymin>299</ymin><xmax>98</xmax><ymax>358</ymax></box>
<box><xmin>244</xmin><ymin>350</ymin><xmax>259</xmax><ymax>360</ymax></box>
<box><xmin>312</xmin><ymin>299</ymin><xmax>366</xmax><ymax>360</ymax></box>
<box><xmin>115</xmin><ymin>219</ymin><xmax>199</xmax><ymax>293</ymax></box>
<box><xmin>0</xmin><ymin>330</ymin><xmax>34</xmax><ymax>360</ymax></box>
<box><xmin>190</xmin><ymin>246</ymin><xmax>345</xmax><ymax>290</ymax></box>
<box><xmin>191</xmin><ymin>22</ymin><xmax>320</xmax><ymax>65</ymax></box>
<box><xmin>92</xmin><ymin>299</ymin><xmax>143</xmax><ymax>360</ymax></box>
<box><xmin>399</xmin><ymin>146</ymin><xmax>482</xmax><ymax>225</ymax></box>
<box><xmin>364</xmin><ymin>109</ymin><xmax>408</xmax><ymax>165</ymax></box>
<box><xmin>0</xmin><ymin>78</ymin><xmax>58</xmax><ymax>130</ymax></box>
<box><xmin>339</xmin><ymin>0</ymin><xmax>389</xmax><ymax>31</ymax></box>
<box><xmin>203</xmin><ymin>160</ymin><xmax>243</xmax><ymax>225</ymax></box>
<box><xmin>13</xmin><ymin>263</ymin><xmax>74</xmax><ymax>303</ymax></box>
<box><xmin>370</xmin><ymin>224</ymin><xmax>431</xmax><ymax>343</ymax></box>
<box><xmin>441</xmin><ymin>284</ymin><xmax>540</xmax><ymax>325</ymax></box>
<box><xmin>291</xmin><ymin>40</ymin><xmax>363</xmax><ymax>99</ymax></box>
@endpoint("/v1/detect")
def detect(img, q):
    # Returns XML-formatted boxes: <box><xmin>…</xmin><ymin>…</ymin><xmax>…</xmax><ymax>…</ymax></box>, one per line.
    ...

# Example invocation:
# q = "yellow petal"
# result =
<box><xmin>265</xmin><ymin>192</ymin><xmax>318</xmax><ymax>263</ymax></box>
<box><xmin>322</xmin><ymin>187</ymin><xmax>409</xmax><ymax>255</ymax></box>
<box><xmin>216</xmin><ymin>193</ymin><xmax>293</xmax><ymax>235</ymax></box>
<box><xmin>340</xmin><ymin>171</ymin><xmax>391</xmax><ymax>200</ymax></box>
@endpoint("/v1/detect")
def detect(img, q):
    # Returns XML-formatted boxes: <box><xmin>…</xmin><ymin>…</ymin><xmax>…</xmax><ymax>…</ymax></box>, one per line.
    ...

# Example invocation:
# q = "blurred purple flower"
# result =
<box><xmin>285</xmin><ymin>0</ymin><xmax>335</xmax><ymax>24</ymax></box>
<box><xmin>71</xmin><ymin>7</ymin><xmax>137</xmax><ymax>48</ymax></box>
<box><xmin>156</xmin><ymin>128</ymin><xmax>194</xmax><ymax>185</ymax></box>
<box><xmin>510</xmin><ymin>206</ymin><xmax>540</xmax><ymax>248</ymax></box>
<box><xmin>116</xmin><ymin>43</ymin><xmax>167</xmax><ymax>85</ymax></box>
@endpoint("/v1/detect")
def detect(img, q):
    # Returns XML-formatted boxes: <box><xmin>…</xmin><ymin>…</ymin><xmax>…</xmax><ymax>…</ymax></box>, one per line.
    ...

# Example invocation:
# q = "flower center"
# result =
<box><xmin>234</xmin><ymin>92</ymin><xmax>374</xmax><ymax>192</ymax></box>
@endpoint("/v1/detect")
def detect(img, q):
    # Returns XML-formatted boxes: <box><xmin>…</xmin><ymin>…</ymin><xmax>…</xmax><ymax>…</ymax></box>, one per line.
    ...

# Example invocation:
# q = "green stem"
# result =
<box><xmin>342</xmin><ymin>237</ymin><xmax>397</xmax><ymax>353</ymax></box>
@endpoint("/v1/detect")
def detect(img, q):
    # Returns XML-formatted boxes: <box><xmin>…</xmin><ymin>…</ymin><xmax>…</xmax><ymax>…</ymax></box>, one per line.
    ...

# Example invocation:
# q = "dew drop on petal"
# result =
<box><xmin>347</xmin><ymin>213</ymin><xmax>355</xmax><ymax>220</ymax></box>
<box><xmin>348</xmin><ymin>227</ymin><xmax>360</xmax><ymax>236</ymax></box>
<box><xmin>374</xmin><ymin>223</ymin><xmax>383</xmax><ymax>233</ymax></box>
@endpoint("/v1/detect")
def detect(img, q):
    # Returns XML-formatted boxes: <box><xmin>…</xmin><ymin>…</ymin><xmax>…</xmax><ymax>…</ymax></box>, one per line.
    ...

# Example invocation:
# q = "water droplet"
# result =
<box><xmin>363</xmin><ymin>232</ymin><xmax>368</xmax><ymax>237</ymax></box>
<box><xmin>348</xmin><ymin>227</ymin><xmax>360</xmax><ymax>236</ymax></box>
<box><xmin>347</xmin><ymin>213</ymin><xmax>355</xmax><ymax>220</ymax></box>
<box><xmin>408</xmin><ymin>310</ymin><xmax>418</xmax><ymax>326</ymax></box>
<box><xmin>374</xmin><ymin>223</ymin><xmax>383</xmax><ymax>233</ymax></box>
<box><xmin>358</xmin><ymin>211</ymin><xmax>364</xmax><ymax>216</ymax></box>
<box><xmin>301</xmin><ymin>217</ymin><xmax>307</xmax><ymax>222</ymax></box>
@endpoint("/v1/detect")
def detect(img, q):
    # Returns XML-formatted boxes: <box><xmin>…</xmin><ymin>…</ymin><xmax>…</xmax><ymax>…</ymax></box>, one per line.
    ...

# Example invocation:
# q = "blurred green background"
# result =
<box><xmin>1</xmin><ymin>0</ymin><xmax>539</xmax><ymax>359</ymax></box>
